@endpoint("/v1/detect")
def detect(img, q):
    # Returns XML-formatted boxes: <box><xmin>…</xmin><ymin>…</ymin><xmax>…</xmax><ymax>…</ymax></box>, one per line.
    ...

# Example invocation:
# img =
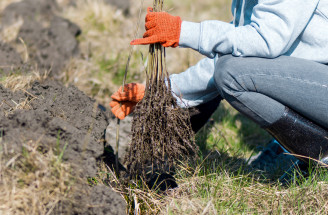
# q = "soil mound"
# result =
<box><xmin>0</xmin><ymin>1</ymin><xmax>128</xmax><ymax>213</ymax></box>
<box><xmin>87</xmin><ymin>185</ymin><xmax>127</xmax><ymax>215</ymax></box>
<box><xmin>106</xmin><ymin>115</ymin><xmax>132</xmax><ymax>163</ymax></box>
<box><xmin>1</xmin><ymin>0</ymin><xmax>81</xmax><ymax>76</ymax></box>
<box><xmin>57</xmin><ymin>184</ymin><xmax>127</xmax><ymax>214</ymax></box>
<box><xmin>0</xmin><ymin>80</ymin><xmax>127</xmax><ymax>214</ymax></box>
<box><xmin>0</xmin><ymin>80</ymin><xmax>108</xmax><ymax>177</ymax></box>
<box><xmin>0</xmin><ymin>42</ymin><xmax>26</xmax><ymax>75</ymax></box>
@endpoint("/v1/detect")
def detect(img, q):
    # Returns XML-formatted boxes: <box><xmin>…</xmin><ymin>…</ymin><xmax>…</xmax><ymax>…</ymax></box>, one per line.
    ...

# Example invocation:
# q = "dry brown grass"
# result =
<box><xmin>0</xmin><ymin>140</ymin><xmax>75</xmax><ymax>215</ymax></box>
<box><xmin>0</xmin><ymin>0</ymin><xmax>24</xmax><ymax>47</ymax></box>
<box><xmin>1</xmin><ymin>70</ymin><xmax>48</xmax><ymax>91</ymax></box>
<box><xmin>98</xmin><ymin>160</ymin><xmax>223</xmax><ymax>214</ymax></box>
<box><xmin>0</xmin><ymin>18</ymin><xmax>23</xmax><ymax>43</ymax></box>
<box><xmin>0</xmin><ymin>0</ymin><xmax>20</xmax><ymax>12</ymax></box>
<box><xmin>101</xmin><ymin>157</ymin><xmax>328</xmax><ymax>215</ymax></box>
<box><xmin>59</xmin><ymin>0</ymin><xmax>147</xmax><ymax>104</ymax></box>
<box><xmin>0</xmin><ymin>96</ymin><xmax>34</xmax><ymax>116</ymax></box>
<box><xmin>162</xmin><ymin>175</ymin><xmax>328</xmax><ymax>214</ymax></box>
<box><xmin>0</xmin><ymin>70</ymin><xmax>48</xmax><ymax>116</ymax></box>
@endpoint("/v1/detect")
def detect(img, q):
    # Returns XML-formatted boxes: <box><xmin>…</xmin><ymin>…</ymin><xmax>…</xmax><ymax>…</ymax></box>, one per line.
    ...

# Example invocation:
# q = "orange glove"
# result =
<box><xmin>110</xmin><ymin>100</ymin><xmax>138</xmax><ymax>120</ymax></box>
<box><xmin>131</xmin><ymin>7</ymin><xmax>182</xmax><ymax>47</ymax></box>
<box><xmin>110</xmin><ymin>83</ymin><xmax>145</xmax><ymax>120</ymax></box>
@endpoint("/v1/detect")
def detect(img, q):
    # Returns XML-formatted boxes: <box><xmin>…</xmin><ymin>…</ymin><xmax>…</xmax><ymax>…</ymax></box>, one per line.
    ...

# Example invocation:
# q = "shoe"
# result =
<box><xmin>248</xmin><ymin>139</ymin><xmax>298</xmax><ymax>175</ymax></box>
<box><xmin>278</xmin><ymin>159</ymin><xmax>310</xmax><ymax>186</ymax></box>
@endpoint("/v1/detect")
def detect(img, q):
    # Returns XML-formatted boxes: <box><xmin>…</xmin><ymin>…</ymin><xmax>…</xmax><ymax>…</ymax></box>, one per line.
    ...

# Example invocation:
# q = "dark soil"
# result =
<box><xmin>0</xmin><ymin>80</ymin><xmax>108</xmax><ymax>177</ymax></box>
<box><xmin>1</xmin><ymin>0</ymin><xmax>81</xmax><ymax>77</ymax></box>
<box><xmin>0</xmin><ymin>42</ymin><xmax>27</xmax><ymax>75</ymax></box>
<box><xmin>0</xmin><ymin>0</ymin><xmax>128</xmax><ymax>214</ymax></box>
<box><xmin>105</xmin><ymin>0</ymin><xmax>131</xmax><ymax>14</ymax></box>
<box><xmin>85</xmin><ymin>185</ymin><xmax>127</xmax><ymax>215</ymax></box>
<box><xmin>0</xmin><ymin>80</ymin><xmax>127</xmax><ymax>214</ymax></box>
<box><xmin>57</xmin><ymin>184</ymin><xmax>127</xmax><ymax>214</ymax></box>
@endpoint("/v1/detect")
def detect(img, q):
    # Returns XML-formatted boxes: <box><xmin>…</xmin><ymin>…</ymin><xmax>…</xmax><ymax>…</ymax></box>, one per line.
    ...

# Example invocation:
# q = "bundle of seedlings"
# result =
<box><xmin>124</xmin><ymin>0</ymin><xmax>198</xmax><ymax>180</ymax></box>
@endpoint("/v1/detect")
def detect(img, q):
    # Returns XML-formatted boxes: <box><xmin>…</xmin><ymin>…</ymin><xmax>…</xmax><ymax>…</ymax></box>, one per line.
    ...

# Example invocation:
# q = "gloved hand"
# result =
<box><xmin>131</xmin><ymin>7</ymin><xmax>182</xmax><ymax>47</ymax></box>
<box><xmin>110</xmin><ymin>83</ymin><xmax>145</xmax><ymax>120</ymax></box>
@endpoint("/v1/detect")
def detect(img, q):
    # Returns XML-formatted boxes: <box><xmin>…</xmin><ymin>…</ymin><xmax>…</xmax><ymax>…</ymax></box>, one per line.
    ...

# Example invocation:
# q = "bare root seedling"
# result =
<box><xmin>125</xmin><ymin>0</ymin><xmax>198</xmax><ymax>180</ymax></box>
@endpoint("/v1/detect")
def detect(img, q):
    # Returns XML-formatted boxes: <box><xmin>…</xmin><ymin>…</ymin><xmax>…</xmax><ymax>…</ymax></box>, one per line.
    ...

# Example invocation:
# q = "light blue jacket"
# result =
<box><xmin>170</xmin><ymin>0</ymin><xmax>328</xmax><ymax>107</ymax></box>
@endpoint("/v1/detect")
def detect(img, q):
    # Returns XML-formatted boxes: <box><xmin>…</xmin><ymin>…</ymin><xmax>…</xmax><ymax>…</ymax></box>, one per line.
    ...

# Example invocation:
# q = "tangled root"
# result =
<box><xmin>124</xmin><ymin>39</ymin><xmax>198</xmax><ymax>178</ymax></box>
<box><xmin>125</xmin><ymin>80</ymin><xmax>198</xmax><ymax>178</ymax></box>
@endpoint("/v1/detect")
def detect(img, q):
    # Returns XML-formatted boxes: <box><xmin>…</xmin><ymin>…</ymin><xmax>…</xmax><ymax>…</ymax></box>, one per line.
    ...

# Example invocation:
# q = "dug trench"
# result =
<box><xmin>0</xmin><ymin>0</ymin><xmax>132</xmax><ymax>214</ymax></box>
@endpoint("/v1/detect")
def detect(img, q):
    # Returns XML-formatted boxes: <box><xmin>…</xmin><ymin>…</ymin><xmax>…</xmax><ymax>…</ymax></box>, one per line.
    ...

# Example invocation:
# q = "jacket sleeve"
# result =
<box><xmin>169</xmin><ymin>57</ymin><xmax>220</xmax><ymax>108</ymax></box>
<box><xmin>179</xmin><ymin>0</ymin><xmax>320</xmax><ymax>59</ymax></box>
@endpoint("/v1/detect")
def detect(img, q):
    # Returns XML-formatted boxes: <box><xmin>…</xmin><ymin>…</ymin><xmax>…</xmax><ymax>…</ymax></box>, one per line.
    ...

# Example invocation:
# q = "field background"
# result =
<box><xmin>1</xmin><ymin>0</ymin><xmax>328</xmax><ymax>214</ymax></box>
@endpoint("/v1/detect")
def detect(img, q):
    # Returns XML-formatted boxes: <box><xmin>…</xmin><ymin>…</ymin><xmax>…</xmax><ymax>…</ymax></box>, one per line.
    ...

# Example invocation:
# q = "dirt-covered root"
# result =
<box><xmin>125</xmin><ymin>81</ymin><xmax>198</xmax><ymax>179</ymax></box>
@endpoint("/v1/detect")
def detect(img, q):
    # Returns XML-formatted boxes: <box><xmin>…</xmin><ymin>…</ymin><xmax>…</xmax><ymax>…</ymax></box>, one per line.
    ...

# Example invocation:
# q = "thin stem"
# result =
<box><xmin>115</xmin><ymin>0</ymin><xmax>144</xmax><ymax>175</ymax></box>
<box><xmin>122</xmin><ymin>0</ymin><xmax>145</xmax><ymax>89</ymax></box>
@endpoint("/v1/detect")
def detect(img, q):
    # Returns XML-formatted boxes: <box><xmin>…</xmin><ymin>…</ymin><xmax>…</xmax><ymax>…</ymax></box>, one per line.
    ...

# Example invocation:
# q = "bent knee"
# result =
<box><xmin>214</xmin><ymin>55</ymin><xmax>244</xmax><ymax>97</ymax></box>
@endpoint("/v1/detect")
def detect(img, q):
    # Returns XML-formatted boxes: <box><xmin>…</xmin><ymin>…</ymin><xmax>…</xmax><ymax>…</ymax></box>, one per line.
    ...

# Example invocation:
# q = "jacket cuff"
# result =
<box><xmin>179</xmin><ymin>21</ymin><xmax>201</xmax><ymax>51</ymax></box>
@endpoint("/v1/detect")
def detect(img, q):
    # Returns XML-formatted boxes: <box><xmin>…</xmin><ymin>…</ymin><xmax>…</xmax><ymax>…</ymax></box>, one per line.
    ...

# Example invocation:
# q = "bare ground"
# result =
<box><xmin>0</xmin><ymin>0</ymin><xmax>130</xmax><ymax>214</ymax></box>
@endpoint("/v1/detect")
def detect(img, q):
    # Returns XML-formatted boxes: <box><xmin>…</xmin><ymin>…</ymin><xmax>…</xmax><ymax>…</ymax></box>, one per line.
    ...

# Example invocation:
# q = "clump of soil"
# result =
<box><xmin>106</xmin><ymin>115</ymin><xmax>133</xmax><ymax>164</ymax></box>
<box><xmin>0</xmin><ymin>80</ymin><xmax>108</xmax><ymax>177</ymax></box>
<box><xmin>0</xmin><ymin>80</ymin><xmax>127</xmax><ymax>214</ymax></box>
<box><xmin>1</xmin><ymin>0</ymin><xmax>81</xmax><ymax>77</ymax></box>
<box><xmin>87</xmin><ymin>184</ymin><xmax>127</xmax><ymax>215</ymax></box>
<box><xmin>0</xmin><ymin>42</ymin><xmax>28</xmax><ymax>75</ymax></box>
<box><xmin>60</xmin><ymin>184</ymin><xmax>127</xmax><ymax>214</ymax></box>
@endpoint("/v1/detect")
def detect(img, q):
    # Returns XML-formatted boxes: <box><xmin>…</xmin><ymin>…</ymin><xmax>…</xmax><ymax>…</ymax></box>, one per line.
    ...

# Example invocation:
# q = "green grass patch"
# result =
<box><xmin>97</xmin><ymin>52</ymin><xmax>143</xmax><ymax>86</ymax></box>
<box><xmin>99</xmin><ymin>101</ymin><xmax>328</xmax><ymax>214</ymax></box>
<box><xmin>196</xmin><ymin>101</ymin><xmax>271</xmax><ymax>157</ymax></box>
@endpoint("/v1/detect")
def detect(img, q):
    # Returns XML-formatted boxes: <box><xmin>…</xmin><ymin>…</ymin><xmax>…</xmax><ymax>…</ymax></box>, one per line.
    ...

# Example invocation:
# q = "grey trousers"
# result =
<box><xmin>213</xmin><ymin>55</ymin><xmax>328</xmax><ymax>129</ymax></box>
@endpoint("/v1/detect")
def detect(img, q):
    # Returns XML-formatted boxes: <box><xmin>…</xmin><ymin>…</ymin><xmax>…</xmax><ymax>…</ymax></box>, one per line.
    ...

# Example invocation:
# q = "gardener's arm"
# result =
<box><xmin>133</xmin><ymin>0</ymin><xmax>319</xmax><ymax>58</ymax></box>
<box><xmin>109</xmin><ymin>56</ymin><xmax>219</xmax><ymax>119</ymax></box>
<box><xmin>110</xmin><ymin>58</ymin><xmax>219</xmax><ymax>119</ymax></box>
<box><xmin>169</xmin><ymin>57</ymin><xmax>220</xmax><ymax>108</ymax></box>
<box><xmin>181</xmin><ymin>0</ymin><xmax>319</xmax><ymax>58</ymax></box>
